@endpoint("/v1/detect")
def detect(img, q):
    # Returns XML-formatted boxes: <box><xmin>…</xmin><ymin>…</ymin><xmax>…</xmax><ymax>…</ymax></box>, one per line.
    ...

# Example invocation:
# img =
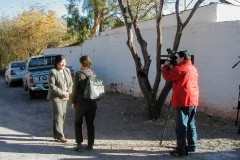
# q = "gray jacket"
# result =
<box><xmin>47</xmin><ymin>67</ymin><xmax>73</xmax><ymax>102</ymax></box>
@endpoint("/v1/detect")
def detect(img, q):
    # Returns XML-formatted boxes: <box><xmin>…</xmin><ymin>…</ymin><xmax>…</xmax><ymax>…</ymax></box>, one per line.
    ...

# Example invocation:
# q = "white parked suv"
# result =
<box><xmin>5</xmin><ymin>61</ymin><xmax>25</xmax><ymax>87</ymax></box>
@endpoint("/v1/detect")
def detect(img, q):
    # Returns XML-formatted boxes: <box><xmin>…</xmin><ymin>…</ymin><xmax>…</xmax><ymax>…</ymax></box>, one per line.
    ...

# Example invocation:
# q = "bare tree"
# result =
<box><xmin>118</xmin><ymin>0</ymin><xmax>204</xmax><ymax>120</ymax></box>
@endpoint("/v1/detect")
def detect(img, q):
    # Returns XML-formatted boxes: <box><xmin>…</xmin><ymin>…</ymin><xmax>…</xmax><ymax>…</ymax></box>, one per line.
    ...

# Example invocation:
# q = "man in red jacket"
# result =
<box><xmin>162</xmin><ymin>50</ymin><xmax>199</xmax><ymax>158</ymax></box>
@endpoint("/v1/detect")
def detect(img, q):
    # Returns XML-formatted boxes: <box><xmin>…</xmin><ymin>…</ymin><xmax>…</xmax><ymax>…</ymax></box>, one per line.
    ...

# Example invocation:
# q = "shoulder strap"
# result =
<box><xmin>80</xmin><ymin>70</ymin><xmax>96</xmax><ymax>77</ymax></box>
<box><xmin>80</xmin><ymin>70</ymin><xmax>89</xmax><ymax>77</ymax></box>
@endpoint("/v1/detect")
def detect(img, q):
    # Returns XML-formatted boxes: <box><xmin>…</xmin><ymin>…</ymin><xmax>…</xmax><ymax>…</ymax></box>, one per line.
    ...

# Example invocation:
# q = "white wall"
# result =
<box><xmin>44</xmin><ymin>3</ymin><xmax>240</xmax><ymax>118</ymax></box>
<box><xmin>100</xmin><ymin>3</ymin><xmax>240</xmax><ymax>36</ymax></box>
<box><xmin>44</xmin><ymin>46</ymin><xmax>81</xmax><ymax>73</ymax></box>
<box><xmin>217</xmin><ymin>4</ymin><xmax>240</xmax><ymax>22</ymax></box>
<box><xmin>101</xmin><ymin>4</ymin><xmax>218</xmax><ymax>36</ymax></box>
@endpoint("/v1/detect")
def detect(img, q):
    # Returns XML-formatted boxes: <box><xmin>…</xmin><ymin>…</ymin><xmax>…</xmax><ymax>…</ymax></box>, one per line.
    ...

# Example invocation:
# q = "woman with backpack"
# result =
<box><xmin>71</xmin><ymin>55</ymin><xmax>97</xmax><ymax>151</ymax></box>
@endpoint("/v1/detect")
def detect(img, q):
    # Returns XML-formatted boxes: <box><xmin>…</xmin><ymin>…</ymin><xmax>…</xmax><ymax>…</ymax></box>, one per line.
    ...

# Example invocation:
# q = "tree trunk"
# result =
<box><xmin>99</xmin><ymin>10</ymin><xmax>106</xmax><ymax>33</ymax></box>
<box><xmin>137</xmin><ymin>74</ymin><xmax>159</xmax><ymax>120</ymax></box>
<box><xmin>91</xmin><ymin>9</ymin><xmax>99</xmax><ymax>37</ymax></box>
<box><xmin>126</xmin><ymin>40</ymin><xmax>159</xmax><ymax>120</ymax></box>
<box><xmin>156</xmin><ymin>81</ymin><xmax>172</xmax><ymax>114</ymax></box>
<box><xmin>118</xmin><ymin>0</ymin><xmax>164</xmax><ymax>120</ymax></box>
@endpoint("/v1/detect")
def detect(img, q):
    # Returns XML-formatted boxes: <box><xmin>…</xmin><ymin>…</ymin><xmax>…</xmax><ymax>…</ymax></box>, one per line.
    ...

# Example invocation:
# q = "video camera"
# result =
<box><xmin>138</xmin><ymin>48</ymin><xmax>194</xmax><ymax>77</ymax></box>
<box><xmin>160</xmin><ymin>48</ymin><xmax>178</xmax><ymax>66</ymax></box>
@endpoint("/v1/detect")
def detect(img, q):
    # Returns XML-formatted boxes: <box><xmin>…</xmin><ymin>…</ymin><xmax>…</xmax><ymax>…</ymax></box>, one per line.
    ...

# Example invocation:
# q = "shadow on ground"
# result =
<box><xmin>0</xmin><ymin>76</ymin><xmax>240</xmax><ymax>159</ymax></box>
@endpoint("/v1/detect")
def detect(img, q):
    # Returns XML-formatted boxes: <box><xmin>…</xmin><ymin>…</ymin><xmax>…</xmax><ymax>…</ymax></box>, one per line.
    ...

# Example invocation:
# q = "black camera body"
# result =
<box><xmin>138</xmin><ymin>48</ymin><xmax>193</xmax><ymax>77</ymax></box>
<box><xmin>160</xmin><ymin>48</ymin><xmax>178</xmax><ymax>66</ymax></box>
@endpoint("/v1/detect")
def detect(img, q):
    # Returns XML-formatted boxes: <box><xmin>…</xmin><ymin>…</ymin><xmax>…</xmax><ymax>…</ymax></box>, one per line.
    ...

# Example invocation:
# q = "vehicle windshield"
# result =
<box><xmin>11</xmin><ymin>62</ymin><xmax>24</xmax><ymax>68</ymax></box>
<box><xmin>29</xmin><ymin>56</ymin><xmax>56</xmax><ymax>68</ymax></box>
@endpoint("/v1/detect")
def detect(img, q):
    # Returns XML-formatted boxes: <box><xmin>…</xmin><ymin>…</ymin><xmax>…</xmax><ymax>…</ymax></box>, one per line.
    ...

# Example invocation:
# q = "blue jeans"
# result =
<box><xmin>175</xmin><ymin>106</ymin><xmax>197</xmax><ymax>155</ymax></box>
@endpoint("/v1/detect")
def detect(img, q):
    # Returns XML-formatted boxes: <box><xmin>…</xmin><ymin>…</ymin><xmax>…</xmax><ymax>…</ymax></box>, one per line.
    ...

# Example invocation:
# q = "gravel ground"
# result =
<box><xmin>0</xmin><ymin>76</ymin><xmax>240</xmax><ymax>160</ymax></box>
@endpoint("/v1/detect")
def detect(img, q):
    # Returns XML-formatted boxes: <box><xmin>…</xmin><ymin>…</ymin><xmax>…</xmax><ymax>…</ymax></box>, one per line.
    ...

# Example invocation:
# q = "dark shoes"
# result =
<box><xmin>187</xmin><ymin>147</ymin><xmax>196</xmax><ymax>152</ymax></box>
<box><xmin>74</xmin><ymin>144</ymin><xmax>93</xmax><ymax>152</ymax></box>
<box><xmin>74</xmin><ymin>144</ymin><xmax>83</xmax><ymax>152</ymax></box>
<box><xmin>86</xmin><ymin>145</ymin><xmax>93</xmax><ymax>151</ymax></box>
<box><xmin>169</xmin><ymin>151</ymin><xmax>186</xmax><ymax>158</ymax></box>
<box><xmin>170</xmin><ymin>147</ymin><xmax>196</xmax><ymax>158</ymax></box>
<box><xmin>55</xmin><ymin>137</ymin><xmax>67</xmax><ymax>143</ymax></box>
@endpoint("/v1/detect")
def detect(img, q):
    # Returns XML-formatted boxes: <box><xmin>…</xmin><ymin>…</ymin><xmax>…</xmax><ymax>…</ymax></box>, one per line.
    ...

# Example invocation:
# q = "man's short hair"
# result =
<box><xmin>178</xmin><ymin>50</ymin><xmax>191</xmax><ymax>60</ymax></box>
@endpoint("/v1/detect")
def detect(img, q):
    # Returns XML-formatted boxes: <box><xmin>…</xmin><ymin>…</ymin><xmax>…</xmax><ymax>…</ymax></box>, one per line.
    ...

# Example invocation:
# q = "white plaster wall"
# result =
<box><xmin>44</xmin><ymin>46</ymin><xmax>81</xmax><ymax>73</ymax></box>
<box><xmin>101</xmin><ymin>3</ymin><xmax>218</xmax><ymax>36</ymax></box>
<box><xmin>180</xmin><ymin>21</ymin><xmax>240</xmax><ymax>118</ymax></box>
<box><xmin>44</xmin><ymin>4</ymin><xmax>240</xmax><ymax>118</ymax></box>
<box><xmin>45</xmin><ymin>21</ymin><xmax>240</xmax><ymax>118</ymax></box>
<box><xmin>81</xmin><ymin>34</ymin><xmax>142</xmax><ymax>96</ymax></box>
<box><xmin>217</xmin><ymin>4</ymin><xmax>240</xmax><ymax>22</ymax></box>
<box><xmin>101</xmin><ymin>3</ymin><xmax>240</xmax><ymax>36</ymax></box>
<box><xmin>101</xmin><ymin>3</ymin><xmax>240</xmax><ymax>37</ymax></box>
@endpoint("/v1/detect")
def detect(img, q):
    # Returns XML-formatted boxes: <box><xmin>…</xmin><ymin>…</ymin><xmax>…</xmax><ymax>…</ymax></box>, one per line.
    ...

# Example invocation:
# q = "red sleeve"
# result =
<box><xmin>161</xmin><ymin>65</ymin><xmax>183</xmax><ymax>81</ymax></box>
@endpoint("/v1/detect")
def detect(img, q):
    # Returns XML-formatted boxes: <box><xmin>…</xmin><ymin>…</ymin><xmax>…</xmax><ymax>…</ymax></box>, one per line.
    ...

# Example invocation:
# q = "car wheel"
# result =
<box><xmin>28</xmin><ymin>89</ymin><xmax>36</xmax><ymax>99</ymax></box>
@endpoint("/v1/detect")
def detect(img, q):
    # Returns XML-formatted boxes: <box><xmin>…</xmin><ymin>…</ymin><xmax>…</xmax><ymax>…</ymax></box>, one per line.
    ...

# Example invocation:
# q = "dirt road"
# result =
<box><xmin>0</xmin><ymin>76</ymin><xmax>240</xmax><ymax>160</ymax></box>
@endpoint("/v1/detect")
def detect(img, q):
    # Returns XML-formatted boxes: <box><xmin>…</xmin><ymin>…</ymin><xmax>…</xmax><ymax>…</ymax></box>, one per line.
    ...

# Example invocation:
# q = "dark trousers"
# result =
<box><xmin>74</xmin><ymin>108</ymin><xmax>96</xmax><ymax>146</ymax></box>
<box><xmin>50</xmin><ymin>100</ymin><xmax>67</xmax><ymax>139</ymax></box>
<box><xmin>175</xmin><ymin>106</ymin><xmax>197</xmax><ymax>155</ymax></box>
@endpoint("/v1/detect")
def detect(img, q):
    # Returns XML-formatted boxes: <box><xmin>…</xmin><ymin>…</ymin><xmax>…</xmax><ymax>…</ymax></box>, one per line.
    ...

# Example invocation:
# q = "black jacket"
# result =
<box><xmin>71</xmin><ymin>69</ymin><xmax>97</xmax><ymax>110</ymax></box>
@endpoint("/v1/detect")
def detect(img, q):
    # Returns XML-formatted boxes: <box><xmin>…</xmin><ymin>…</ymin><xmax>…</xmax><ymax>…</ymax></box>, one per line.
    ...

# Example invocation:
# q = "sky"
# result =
<box><xmin>0</xmin><ymin>0</ymin><xmax>238</xmax><ymax>18</ymax></box>
<box><xmin>0</xmin><ymin>0</ymin><xmax>70</xmax><ymax>18</ymax></box>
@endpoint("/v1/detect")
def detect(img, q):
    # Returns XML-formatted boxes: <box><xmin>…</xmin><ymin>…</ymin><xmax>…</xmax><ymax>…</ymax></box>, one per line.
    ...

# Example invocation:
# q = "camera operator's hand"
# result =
<box><xmin>164</xmin><ymin>59</ymin><xmax>170</xmax><ymax>66</ymax></box>
<box><xmin>169</xmin><ymin>64</ymin><xmax>174</xmax><ymax>69</ymax></box>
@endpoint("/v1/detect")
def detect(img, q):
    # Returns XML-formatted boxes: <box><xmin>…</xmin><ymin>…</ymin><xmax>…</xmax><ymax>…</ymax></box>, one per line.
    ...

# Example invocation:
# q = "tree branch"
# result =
<box><xmin>118</xmin><ymin>0</ymin><xmax>138</xmax><ymax>62</ymax></box>
<box><xmin>175</xmin><ymin>0</ymin><xmax>182</xmax><ymax>27</ymax></box>
<box><xmin>118</xmin><ymin>0</ymin><xmax>152</xmax><ymax>94</ymax></box>
<box><xmin>139</xmin><ymin>4</ymin><xmax>155</xmax><ymax>20</ymax></box>
<box><xmin>182</xmin><ymin>0</ymin><xmax>204</xmax><ymax>28</ymax></box>
<box><xmin>125</xmin><ymin>0</ymin><xmax>151</xmax><ymax>74</ymax></box>
<box><xmin>152</xmin><ymin>0</ymin><xmax>164</xmax><ymax>95</ymax></box>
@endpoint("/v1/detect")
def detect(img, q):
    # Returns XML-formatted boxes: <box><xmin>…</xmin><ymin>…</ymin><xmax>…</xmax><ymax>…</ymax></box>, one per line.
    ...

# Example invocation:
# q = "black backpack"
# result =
<box><xmin>80</xmin><ymin>70</ymin><xmax>105</xmax><ymax>101</ymax></box>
